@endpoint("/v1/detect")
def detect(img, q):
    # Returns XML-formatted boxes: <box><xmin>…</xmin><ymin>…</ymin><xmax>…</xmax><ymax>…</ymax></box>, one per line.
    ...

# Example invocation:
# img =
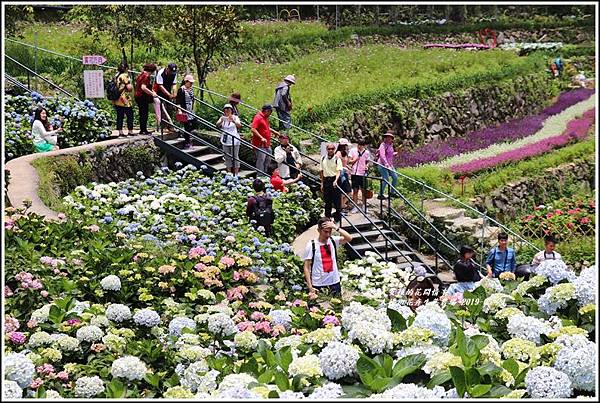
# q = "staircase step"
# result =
<box><xmin>194</xmin><ymin>153</ymin><xmax>224</xmax><ymax>163</ymax></box>
<box><xmin>349</xmin><ymin>228</ymin><xmax>393</xmax><ymax>240</ymax></box>
<box><xmin>428</xmin><ymin>206</ymin><xmax>465</xmax><ymax>221</ymax></box>
<box><xmin>239</xmin><ymin>170</ymin><xmax>256</xmax><ymax>179</ymax></box>
<box><xmin>211</xmin><ymin>162</ymin><xmax>227</xmax><ymax>171</ymax></box>
<box><xmin>352</xmin><ymin>239</ymin><xmax>408</xmax><ymax>252</ymax></box>
<box><xmin>343</xmin><ymin>218</ymin><xmax>384</xmax><ymax>232</ymax></box>
<box><xmin>165</xmin><ymin>138</ymin><xmax>185</xmax><ymax>146</ymax></box>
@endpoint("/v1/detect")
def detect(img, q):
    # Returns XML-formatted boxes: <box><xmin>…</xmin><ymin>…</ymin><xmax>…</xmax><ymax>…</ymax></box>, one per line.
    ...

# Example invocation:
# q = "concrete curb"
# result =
<box><xmin>5</xmin><ymin>135</ymin><xmax>151</xmax><ymax>220</ymax></box>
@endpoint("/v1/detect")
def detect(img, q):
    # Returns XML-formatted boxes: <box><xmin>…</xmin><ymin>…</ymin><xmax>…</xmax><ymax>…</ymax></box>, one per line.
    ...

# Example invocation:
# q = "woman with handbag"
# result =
<box><xmin>175</xmin><ymin>74</ymin><xmax>198</xmax><ymax>149</ymax></box>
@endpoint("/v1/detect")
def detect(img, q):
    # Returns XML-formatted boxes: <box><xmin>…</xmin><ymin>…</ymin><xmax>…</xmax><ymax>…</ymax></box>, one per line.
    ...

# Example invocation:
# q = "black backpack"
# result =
<box><xmin>106</xmin><ymin>73</ymin><xmax>121</xmax><ymax>101</ymax></box>
<box><xmin>252</xmin><ymin>195</ymin><xmax>275</xmax><ymax>228</ymax></box>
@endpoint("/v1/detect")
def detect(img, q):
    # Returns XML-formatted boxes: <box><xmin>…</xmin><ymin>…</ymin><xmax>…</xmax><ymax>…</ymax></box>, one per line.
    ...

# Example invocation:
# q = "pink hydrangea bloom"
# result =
<box><xmin>9</xmin><ymin>332</ymin><xmax>27</xmax><ymax>345</ymax></box>
<box><xmin>255</xmin><ymin>321</ymin><xmax>272</xmax><ymax>335</ymax></box>
<box><xmin>250</xmin><ymin>311</ymin><xmax>265</xmax><ymax>321</ymax></box>
<box><xmin>219</xmin><ymin>256</ymin><xmax>235</xmax><ymax>267</ymax></box>
<box><xmin>323</xmin><ymin>315</ymin><xmax>341</xmax><ymax>326</ymax></box>
<box><xmin>189</xmin><ymin>246</ymin><xmax>207</xmax><ymax>259</ymax></box>
<box><xmin>237</xmin><ymin>321</ymin><xmax>256</xmax><ymax>332</ymax></box>
<box><xmin>5</xmin><ymin>317</ymin><xmax>20</xmax><ymax>333</ymax></box>
<box><xmin>37</xmin><ymin>363</ymin><xmax>55</xmax><ymax>375</ymax></box>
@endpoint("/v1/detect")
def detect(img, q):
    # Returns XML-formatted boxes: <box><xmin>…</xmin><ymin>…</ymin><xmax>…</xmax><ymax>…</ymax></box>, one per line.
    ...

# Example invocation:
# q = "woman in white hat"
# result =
<box><xmin>217</xmin><ymin>103</ymin><xmax>242</xmax><ymax>176</ymax></box>
<box><xmin>376</xmin><ymin>132</ymin><xmax>399</xmax><ymax>199</ymax></box>
<box><xmin>175</xmin><ymin>74</ymin><xmax>198</xmax><ymax>149</ymax></box>
<box><xmin>273</xmin><ymin>74</ymin><xmax>296</xmax><ymax>131</ymax></box>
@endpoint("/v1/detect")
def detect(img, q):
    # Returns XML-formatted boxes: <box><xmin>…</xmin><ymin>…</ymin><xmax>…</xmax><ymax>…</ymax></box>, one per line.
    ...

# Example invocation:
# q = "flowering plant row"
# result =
<box><xmin>449</xmin><ymin>108</ymin><xmax>594</xmax><ymax>174</ymax></box>
<box><xmin>394</xmin><ymin>88</ymin><xmax>594</xmax><ymax>168</ymax></box>
<box><xmin>432</xmin><ymin>94</ymin><xmax>595</xmax><ymax>170</ymax></box>
<box><xmin>4</xmin><ymin>92</ymin><xmax>112</xmax><ymax>161</ymax></box>
<box><xmin>516</xmin><ymin>194</ymin><xmax>595</xmax><ymax>241</ymax></box>
<box><xmin>4</xmin><ymin>165</ymin><xmax>596</xmax><ymax>399</ymax></box>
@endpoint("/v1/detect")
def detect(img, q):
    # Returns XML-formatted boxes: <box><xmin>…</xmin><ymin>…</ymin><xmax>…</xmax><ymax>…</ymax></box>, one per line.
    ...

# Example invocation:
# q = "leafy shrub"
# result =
<box><xmin>4</xmin><ymin>93</ymin><xmax>112</xmax><ymax>161</ymax></box>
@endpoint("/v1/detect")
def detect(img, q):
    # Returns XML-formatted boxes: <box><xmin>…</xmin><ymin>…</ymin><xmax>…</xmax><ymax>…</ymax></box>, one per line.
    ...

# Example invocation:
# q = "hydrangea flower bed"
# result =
<box><xmin>3</xmin><ymin>164</ymin><xmax>597</xmax><ymax>399</ymax></box>
<box><xmin>394</xmin><ymin>88</ymin><xmax>594</xmax><ymax>168</ymax></box>
<box><xmin>4</xmin><ymin>92</ymin><xmax>112</xmax><ymax>161</ymax></box>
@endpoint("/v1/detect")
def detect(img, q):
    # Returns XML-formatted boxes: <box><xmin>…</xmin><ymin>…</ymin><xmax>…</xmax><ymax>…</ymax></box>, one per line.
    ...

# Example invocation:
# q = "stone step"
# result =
<box><xmin>239</xmin><ymin>170</ymin><xmax>257</xmax><ymax>179</ymax></box>
<box><xmin>428</xmin><ymin>206</ymin><xmax>465</xmax><ymax>221</ymax></box>
<box><xmin>352</xmin><ymin>239</ymin><xmax>409</xmax><ymax>253</ymax></box>
<box><xmin>445</xmin><ymin>215</ymin><xmax>481</xmax><ymax>231</ymax></box>
<box><xmin>348</xmin><ymin>228</ymin><xmax>393</xmax><ymax>240</ymax></box>
<box><xmin>195</xmin><ymin>153</ymin><xmax>223</xmax><ymax>164</ymax></box>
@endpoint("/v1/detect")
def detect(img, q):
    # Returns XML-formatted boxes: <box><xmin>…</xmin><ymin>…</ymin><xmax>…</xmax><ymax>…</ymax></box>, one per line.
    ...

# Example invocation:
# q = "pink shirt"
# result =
<box><xmin>348</xmin><ymin>147</ymin><xmax>371</xmax><ymax>176</ymax></box>
<box><xmin>377</xmin><ymin>142</ymin><xmax>395</xmax><ymax>167</ymax></box>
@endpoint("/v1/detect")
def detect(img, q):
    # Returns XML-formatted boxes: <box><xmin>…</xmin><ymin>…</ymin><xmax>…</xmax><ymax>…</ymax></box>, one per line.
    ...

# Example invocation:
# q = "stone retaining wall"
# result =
<box><xmin>473</xmin><ymin>157</ymin><xmax>595</xmax><ymax>220</ymax></box>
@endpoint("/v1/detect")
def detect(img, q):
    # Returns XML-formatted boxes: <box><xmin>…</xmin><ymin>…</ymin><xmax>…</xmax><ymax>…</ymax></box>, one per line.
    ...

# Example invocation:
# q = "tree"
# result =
<box><xmin>67</xmin><ymin>5</ymin><xmax>162</xmax><ymax>68</ymax></box>
<box><xmin>5</xmin><ymin>5</ymin><xmax>34</xmax><ymax>38</ymax></box>
<box><xmin>168</xmin><ymin>5</ymin><xmax>242</xmax><ymax>98</ymax></box>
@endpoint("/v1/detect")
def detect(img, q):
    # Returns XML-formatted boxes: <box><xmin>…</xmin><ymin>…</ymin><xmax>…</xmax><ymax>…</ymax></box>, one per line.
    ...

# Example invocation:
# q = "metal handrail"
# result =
<box><xmin>5</xmin><ymin>55</ymin><xmax>79</xmax><ymax>100</ymax></box>
<box><xmin>160</xmin><ymin>120</ymin><xmax>268</xmax><ymax>177</ymax></box>
<box><xmin>154</xmin><ymin>94</ymin><xmax>321</xmax><ymax>186</ymax></box>
<box><xmin>5</xmin><ymin>74</ymin><xmax>33</xmax><ymax>94</ymax></box>
<box><xmin>369</xmin><ymin>158</ymin><xmax>541</xmax><ymax>253</ymax></box>
<box><xmin>363</xmin><ymin>174</ymin><xmax>453</xmax><ymax>271</ymax></box>
<box><xmin>336</xmin><ymin>182</ymin><xmax>416</xmax><ymax>269</ymax></box>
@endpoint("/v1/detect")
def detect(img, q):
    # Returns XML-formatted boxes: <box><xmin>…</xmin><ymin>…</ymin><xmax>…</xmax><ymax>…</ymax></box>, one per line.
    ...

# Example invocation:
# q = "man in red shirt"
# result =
<box><xmin>251</xmin><ymin>104</ymin><xmax>279</xmax><ymax>175</ymax></box>
<box><xmin>270</xmin><ymin>168</ymin><xmax>302</xmax><ymax>192</ymax></box>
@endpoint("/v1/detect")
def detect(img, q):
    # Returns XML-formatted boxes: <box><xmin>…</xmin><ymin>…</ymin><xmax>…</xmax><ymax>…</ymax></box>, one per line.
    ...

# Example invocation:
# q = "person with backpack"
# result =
<box><xmin>134</xmin><ymin>63</ymin><xmax>158</xmax><ymax>135</ymax></box>
<box><xmin>246</xmin><ymin>178</ymin><xmax>275</xmax><ymax>236</ymax></box>
<box><xmin>109</xmin><ymin>62</ymin><xmax>134</xmax><ymax>137</ymax></box>
<box><xmin>302</xmin><ymin>217</ymin><xmax>352</xmax><ymax>299</ymax></box>
<box><xmin>320</xmin><ymin>143</ymin><xmax>343</xmax><ymax>224</ymax></box>
<box><xmin>348</xmin><ymin>138</ymin><xmax>371</xmax><ymax>213</ymax></box>
<box><xmin>273</xmin><ymin>74</ymin><xmax>295</xmax><ymax>131</ymax></box>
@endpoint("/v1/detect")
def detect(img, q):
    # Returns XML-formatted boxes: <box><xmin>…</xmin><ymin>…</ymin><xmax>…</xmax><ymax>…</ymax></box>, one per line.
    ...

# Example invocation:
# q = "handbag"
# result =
<box><xmin>176</xmin><ymin>110</ymin><xmax>188</xmax><ymax>123</ymax></box>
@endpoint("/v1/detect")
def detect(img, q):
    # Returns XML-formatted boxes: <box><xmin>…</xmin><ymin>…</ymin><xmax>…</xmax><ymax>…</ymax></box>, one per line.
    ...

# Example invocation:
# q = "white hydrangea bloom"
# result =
<box><xmin>288</xmin><ymin>354</ymin><xmax>323</xmax><ymax>378</ymax></box>
<box><xmin>217</xmin><ymin>373</ymin><xmax>257</xmax><ymax>393</ymax></box>
<box><xmin>412</xmin><ymin>303</ymin><xmax>451</xmax><ymax>346</ymax></box>
<box><xmin>573</xmin><ymin>265</ymin><xmax>596</xmax><ymax>306</ymax></box>
<box><xmin>105</xmin><ymin>304</ymin><xmax>132</xmax><ymax>322</ymax></box>
<box><xmin>110</xmin><ymin>356</ymin><xmax>148</xmax><ymax>381</ymax></box>
<box><xmin>554</xmin><ymin>339</ymin><xmax>596</xmax><ymax>392</ymax></box>
<box><xmin>180</xmin><ymin>360</ymin><xmax>213</xmax><ymax>393</ymax></box>
<box><xmin>347</xmin><ymin>320</ymin><xmax>393</xmax><ymax>354</ymax></box>
<box><xmin>307</xmin><ymin>382</ymin><xmax>344</xmax><ymax>399</ymax></box>
<box><xmin>28</xmin><ymin>331</ymin><xmax>52</xmax><ymax>348</ymax></box>
<box><xmin>507</xmin><ymin>315</ymin><xmax>550</xmax><ymax>344</ymax></box>
<box><xmin>318</xmin><ymin>341</ymin><xmax>360</xmax><ymax>380</ymax></box>
<box><xmin>482</xmin><ymin>293</ymin><xmax>512</xmax><ymax>314</ymax></box>
<box><xmin>234</xmin><ymin>331</ymin><xmax>258</xmax><ymax>350</ymax></box>
<box><xmin>4</xmin><ymin>353</ymin><xmax>35</xmax><ymax>388</ymax></box>
<box><xmin>100</xmin><ymin>275</ymin><xmax>121</xmax><ymax>291</ymax></box>
<box><xmin>168</xmin><ymin>317</ymin><xmax>197</xmax><ymax>337</ymax></box>
<box><xmin>534</xmin><ymin>260</ymin><xmax>577</xmax><ymax>284</ymax></box>
<box><xmin>74</xmin><ymin>376</ymin><xmax>105</xmax><ymax>398</ymax></box>
<box><xmin>525</xmin><ymin>366</ymin><xmax>572</xmax><ymax>398</ymax></box>
<box><xmin>207</xmin><ymin>313</ymin><xmax>238</xmax><ymax>337</ymax></box>
<box><xmin>133</xmin><ymin>309</ymin><xmax>161</xmax><ymax>327</ymax></box>
<box><xmin>274</xmin><ymin>335</ymin><xmax>302</xmax><ymax>351</ymax></box>
<box><xmin>3</xmin><ymin>380</ymin><xmax>23</xmax><ymax>399</ymax></box>
<box><xmin>76</xmin><ymin>325</ymin><xmax>104</xmax><ymax>342</ymax></box>
<box><xmin>30</xmin><ymin>304</ymin><xmax>52</xmax><ymax>323</ymax></box>
<box><xmin>370</xmin><ymin>383</ymin><xmax>446</xmax><ymax>399</ymax></box>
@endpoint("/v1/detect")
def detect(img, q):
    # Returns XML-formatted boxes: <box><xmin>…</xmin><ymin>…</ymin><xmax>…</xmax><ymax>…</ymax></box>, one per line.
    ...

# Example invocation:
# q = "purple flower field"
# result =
<box><xmin>450</xmin><ymin>108</ymin><xmax>595</xmax><ymax>174</ymax></box>
<box><xmin>394</xmin><ymin>88</ymin><xmax>595</xmax><ymax>168</ymax></box>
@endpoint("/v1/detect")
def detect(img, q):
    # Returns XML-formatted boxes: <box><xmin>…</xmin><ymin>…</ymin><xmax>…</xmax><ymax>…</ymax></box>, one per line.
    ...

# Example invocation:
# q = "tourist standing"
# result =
<box><xmin>251</xmin><ymin>104</ymin><xmax>278</xmax><ymax>175</ymax></box>
<box><xmin>376</xmin><ymin>132</ymin><xmax>399</xmax><ymax>199</ymax></box>
<box><xmin>531</xmin><ymin>235</ymin><xmax>563</xmax><ymax>265</ymax></box>
<box><xmin>134</xmin><ymin>63</ymin><xmax>158</xmax><ymax>135</ymax></box>
<box><xmin>348</xmin><ymin>138</ymin><xmax>371</xmax><ymax>213</ymax></box>
<box><xmin>153</xmin><ymin>63</ymin><xmax>178</xmax><ymax>132</ymax></box>
<box><xmin>32</xmin><ymin>107</ymin><xmax>62</xmax><ymax>152</ymax></box>
<box><xmin>175</xmin><ymin>74</ymin><xmax>199</xmax><ymax>149</ymax></box>
<box><xmin>273</xmin><ymin>74</ymin><xmax>295</xmax><ymax>131</ymax></box>
<box><xmin>113</xmin><ymin>62</ymin><xmax>134</xmax><ymax>137</ymax></box>
<box><xmin>320</xmin><ymin>143</ymin><xmax>343</xmax><ymax>224</ymax></box>
<box><xmin>486</xmin><ymin>232</ymin><xmax>517</xmax><ymax>278</ymax></box>
<box><xmin>217</xmin><ymin>103</ymin><xmax>242</xmax><ymax>175</ymax></box>
<box><xmin>336</xmin><ymin>138</ymin><xmax>352</xmax><ymax>213</ymax></box>
<box><xmin>445</xmin><ymin>245</ymin><xmax>482</xmax><ymax>295</ymax></box>
<box><xmin>228</xmin><ymin>92</ymin><xmax>242</xmax><ymax>116</ymax></box>
<box><xmin>303</xmin><ymin>217</ymin><xmax>352</xmax><ymax>298</ymax></box>
<box><xmin>246</xmin><ymin>178</ymin><xmax>275</xmax><ymax>236</ymax></box>
<box><xmin>273</xmin><ymin>134</ymin><xmax>302</xmax><ymax>179</ymax></box>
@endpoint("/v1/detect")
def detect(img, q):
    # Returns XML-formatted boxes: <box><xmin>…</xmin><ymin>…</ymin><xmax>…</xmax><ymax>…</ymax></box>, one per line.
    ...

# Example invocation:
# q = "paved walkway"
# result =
<box><xmin>5</xmin><ymin>134</ymin><xmax>151</xmax><ymax>220</ymax></box>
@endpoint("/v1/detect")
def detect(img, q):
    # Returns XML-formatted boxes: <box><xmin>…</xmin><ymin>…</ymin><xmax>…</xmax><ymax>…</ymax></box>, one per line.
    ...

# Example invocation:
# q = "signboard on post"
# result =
<box><xmin>82</xmin><ymin>55</ymin><xmax>107</xmax><ymax>65</ymax></box>
<box><xmin>83</xmin><ymin>70</ymin><xmax>105</xmax><ymax>98</ymax></box>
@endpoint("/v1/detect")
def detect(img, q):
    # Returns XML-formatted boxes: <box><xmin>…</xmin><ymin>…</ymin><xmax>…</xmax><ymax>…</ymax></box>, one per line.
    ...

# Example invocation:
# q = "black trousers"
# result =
<box><xmin>323</xmin><ymin>176</ymin><xmax>341</xmax><ymax>223</ymax></box>
<box><xmin>135</xmin><ymin>97</ymin><xmax>150</xmax><ymax>133</ymax></box>
<box><xmin>115</xmin><ymin>105</ymin><xmax>134</xmax><ymax>131</ymax></box>
<box><xmin>314</xmin><ymin>282</ymin><xmax>342</xmax><ymax>297</ymax></box>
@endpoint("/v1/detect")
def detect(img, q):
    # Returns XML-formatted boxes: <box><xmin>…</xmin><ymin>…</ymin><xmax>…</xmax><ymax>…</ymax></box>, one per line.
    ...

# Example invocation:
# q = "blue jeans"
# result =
<box><xmin>445</xmin><ymin>281</ymin><xmax>477</xmax><ymax>295</ymax></box>
<box><xmin>377</xmin><ymin>165</ymin><xmax>398</xmax><ymax>196</ymax></box>
<box><xmin>276</xmin><ymin>108</ymin><xmax>292</xmax><ymax>131</ymax></box>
